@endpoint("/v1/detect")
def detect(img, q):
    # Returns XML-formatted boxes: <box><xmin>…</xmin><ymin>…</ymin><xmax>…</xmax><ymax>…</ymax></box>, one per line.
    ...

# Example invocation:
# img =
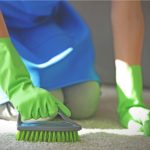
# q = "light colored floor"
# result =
<box><xmin>0</xmin><ymin>85</ymin><xmax>150</xmax><ymax>150</ymax></box>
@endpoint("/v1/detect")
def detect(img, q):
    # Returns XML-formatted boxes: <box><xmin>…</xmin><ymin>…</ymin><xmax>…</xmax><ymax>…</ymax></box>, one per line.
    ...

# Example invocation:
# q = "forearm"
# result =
<box><xmin>0</xmin><ymin>12</ymin><xmax>9</xmax><ymax>38</ymax></box>
<box><xmin>111</xmin><ymin>0</ymin><xmax>144</xmax><ymax>65</ymax></box>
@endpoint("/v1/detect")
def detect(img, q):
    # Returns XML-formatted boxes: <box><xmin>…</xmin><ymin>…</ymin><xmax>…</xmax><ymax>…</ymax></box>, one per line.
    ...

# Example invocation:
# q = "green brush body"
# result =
<box><xmin>16</xmin><ymin>113</ymin><xmax>81</xmax><ymax>142</ymax></box>
<box><xmin>16</xmin><ymin>131</ymin><xmax>80</xmax><ymax>142</ymax></box>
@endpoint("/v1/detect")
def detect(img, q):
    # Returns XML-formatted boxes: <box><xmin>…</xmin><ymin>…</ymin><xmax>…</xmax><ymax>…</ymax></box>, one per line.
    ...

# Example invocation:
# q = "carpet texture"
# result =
<box><xmin>0</xmin><ymin>85</ymin><xmax>150</xmax><ymax>150</ymax></box>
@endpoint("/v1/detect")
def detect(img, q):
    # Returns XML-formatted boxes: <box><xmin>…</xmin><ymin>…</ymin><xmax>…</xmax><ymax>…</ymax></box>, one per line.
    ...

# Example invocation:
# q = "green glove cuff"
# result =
<box><xmin>0</xmin><ymin>38</ymin><xmax>31</xmax><ymax>98</ymax></box>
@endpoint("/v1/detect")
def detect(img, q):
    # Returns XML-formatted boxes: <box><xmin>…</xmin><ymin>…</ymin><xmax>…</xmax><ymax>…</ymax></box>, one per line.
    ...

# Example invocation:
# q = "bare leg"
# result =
<box><xmin>50</xmin><ymin>89</ymin><xmax>64</xmax><ymax>103</ymax></box>
<box><xmin>49</xmin><ymin>81</ymin><xmax>101</xmax><ymax>119</ymax></box>
<box><xmin>111</xmin><ymin>0</ymin><xmax>144</xmax><ymax>65</ymax></box>
<box><xmin>111</xmin><ymin>1</ymin><xmax>150</xmax><ymax>134</ymax></box>
<box><xmin>63</xmin><ymin>82</ymin><xmax>101</xmax><ymax>119</ymax></box>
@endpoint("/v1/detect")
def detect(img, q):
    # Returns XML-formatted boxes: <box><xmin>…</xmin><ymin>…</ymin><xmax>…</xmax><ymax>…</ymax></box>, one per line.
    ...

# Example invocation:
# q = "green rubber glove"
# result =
<box><xmin>0</xmin><ymin>38</ymin><xmax>71</xmax><ymax>121</ymax></box>
<box><xmin>115</xmin><ymin>60</ymin><xmax>150</xmax><ymax>135</ymax></box>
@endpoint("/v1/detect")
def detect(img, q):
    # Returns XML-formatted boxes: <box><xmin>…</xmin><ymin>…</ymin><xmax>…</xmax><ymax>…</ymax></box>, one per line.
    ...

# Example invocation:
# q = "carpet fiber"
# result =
<box><xmin>0</xmin><ymin>85</ymin><xmax>150</xmax><ymax>150</ymax></box>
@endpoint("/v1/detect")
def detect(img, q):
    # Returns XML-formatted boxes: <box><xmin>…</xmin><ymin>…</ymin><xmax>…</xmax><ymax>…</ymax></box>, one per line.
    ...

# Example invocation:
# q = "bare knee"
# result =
<box><xmin>70</xmin><ymin>104</ymin><xmax>100</xmax><ymax>120</ymax></box>
<box><xmin>63</xmin><ymin>81</ymin><xmax>101</xmax><ymax>119</ymax></box>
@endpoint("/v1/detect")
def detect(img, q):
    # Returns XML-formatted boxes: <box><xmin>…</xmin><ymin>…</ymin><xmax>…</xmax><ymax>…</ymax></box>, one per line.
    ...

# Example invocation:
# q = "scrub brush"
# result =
<box><xmin>16</xmin><ymin>112</ymin><xmax>81</xmax><ymax>142</ymax></box>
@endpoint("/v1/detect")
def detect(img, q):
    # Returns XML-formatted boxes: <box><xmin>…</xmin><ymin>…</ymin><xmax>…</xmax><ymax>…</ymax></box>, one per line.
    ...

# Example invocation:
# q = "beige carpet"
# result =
<box><xmin>0</xmin><ymin>85</ymin><xmax>150</xmax><ymax>150</ymax></box>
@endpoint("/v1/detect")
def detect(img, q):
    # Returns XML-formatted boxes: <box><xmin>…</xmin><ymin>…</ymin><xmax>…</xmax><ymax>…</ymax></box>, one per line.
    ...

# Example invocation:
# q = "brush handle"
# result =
<box><xmin>58</xmin><ymin>112</ymin><xmax>81</xmax><ymax>127</ymax></box>
<box><xmin>17</xmin><ymin>112</ymin><xmax>82</xmax><ymax>132</ymax></box>
<box><xmin>18</xmin><ymin>112</ymin><xmax>80</xmax><ymax>127</ymax></box>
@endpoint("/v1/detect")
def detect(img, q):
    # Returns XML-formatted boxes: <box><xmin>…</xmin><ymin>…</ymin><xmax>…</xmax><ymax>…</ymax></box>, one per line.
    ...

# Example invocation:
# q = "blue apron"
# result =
<box><xmin>0</xmin><ymin>1</ymin><xmax>100</xmax><ymax>104</ymax></box>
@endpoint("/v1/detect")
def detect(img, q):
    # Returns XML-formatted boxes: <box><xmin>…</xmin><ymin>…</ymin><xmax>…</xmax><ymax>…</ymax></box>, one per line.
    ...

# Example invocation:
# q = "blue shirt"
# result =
<box><xmin>0</xmin><ymin>1</ymin><xmax>100</xmax><ymax>92</ymax></box>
